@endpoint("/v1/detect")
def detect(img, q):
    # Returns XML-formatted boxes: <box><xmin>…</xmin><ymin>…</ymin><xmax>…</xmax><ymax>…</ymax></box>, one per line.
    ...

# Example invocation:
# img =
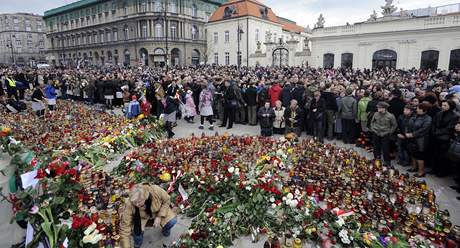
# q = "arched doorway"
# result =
<box><xmin>420</xmin><ymin>50</ymin><xmax>439</xmax><ymax>70</ymax></box>
<box><xmin>171</xmin><ymin>48</ymin><xmax>181</xmax><ymax>66</ymax></box>
<box><xmin>139</xmin><ymin>48</ymin><xmax>149</xmax><ymax>66</ymax></box>
<box><xmin>449</xmin><ymin>49</ymin><xmax>460</xmax><ymax>70</ymax></box>
<box><xmin>323</xmin><ymin>53</ymin><xmax>334</xmax><ymax>69</ymax></box>
<box><xmin>191</xmin><ymin>49</ymin><xmax>200</xmax><ymax>65</ymax></box>
<box><xmin>372</xmin><ymin>49</ymin><xmax>397</xmax><ymax>69</ymax></box>
<box><xmin>153</xmin><ymin>48</ymin><xmax>166</xmax><ymax>67</ymax></box>
<box><xmin>341</xmin><ymin>53</ymin><xmax>353</xmax><ymax>69</ymax></box>
<box><xmin>124</xmin><ymin>49</ymin><xmax>130</xmax><ymax>66</ymax></box>
<box><xmin>272</xmin><ymin>47</ymin><xmax>289</xmax><ymax>67</ymax></box>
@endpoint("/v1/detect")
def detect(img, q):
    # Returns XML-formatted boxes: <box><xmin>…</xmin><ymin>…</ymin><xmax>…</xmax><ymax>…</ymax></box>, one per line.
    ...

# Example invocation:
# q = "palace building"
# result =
<box><xmin>43</xmin><ymin>0</ymin><xmax>225</xmax><ymax>67</ymax></box>
<box><xmin>0</xmin><ymin>13</ymin><xmax>46</xmax><ymax>66</ymax></box>
<box><xmin>205</xmin><ymin>0</ymin><xmax>311</xmax><ymax>67</ymax></box>
<box><xmin>310</xmin><ymin>2</ymin><xmax>460</xmax><ymax>70</ymax></box>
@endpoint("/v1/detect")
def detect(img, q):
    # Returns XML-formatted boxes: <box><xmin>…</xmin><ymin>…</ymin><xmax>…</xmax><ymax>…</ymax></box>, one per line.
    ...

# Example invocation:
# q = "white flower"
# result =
<box><xmin>190</xmin><ymin>177</ymin><xmax>194</xmax><ymax>183</ymax></box>
<box><xmin>339</xmin><ymin>229</ymin><xmax>351</xmax><ymax>244</ymax></box>
<box><xmin>282</xmin><ymin>196</ymin><xmax>287</xmax><ymax>202</ymax></box>
<box><xmin>269</xmin><ymin>196</ymin><xmax>275</xmax><ymax>203</ymax></box>
<box><xmin>287</xmin><ymin>193</ymin><xmax>294</xmax><ymax>200</ymax></box>
<box><xmin>84</xmin><ymin>223</ymin><xmax>97</xmax><ymax>236</ymax></box>
<box><xmin>271</xmin><ymin>203</ymin><xmax>277</xmax><ymax>208</ymax></box>
<box><xmin>228</xmin><ymin>167</ymin><xmax>235</xmax><ymax>173</ymax></box>
<box><xmin>188</xmin><ymin>229</ymin><xmax>194</xmax><ymax>235</ymax></box>
<box><xmin>235</xmin><ymin>168</ymin><xmax>240</xmax><ymax>174</ymax></box>
<box><xmin>289</xmin><ymin>199</ymin><xmax>298</xmax><ymax>208</ymax></box>
<box><xmin>82</xmin><ymin>232</ymin><xmax>103</xmax><ymax>244</ymax></box>
<box><xmin>336</xmin><ymin>217</ymin><xmax>345</xmax><ymax>227</ymax></box>
<box><xmin>295</xmin><ymin>189</ymin><xmax>301</xmax><ymax>196</ymax></box>
<box><xmin>305</xmin><ymin>208</ymin><xmax>310</xmax><ymax>216</ymax></box>
<box><xmin>245</xmin><ymin>186</ymin><xmax>251</xmax><ymax>191</ymax></box>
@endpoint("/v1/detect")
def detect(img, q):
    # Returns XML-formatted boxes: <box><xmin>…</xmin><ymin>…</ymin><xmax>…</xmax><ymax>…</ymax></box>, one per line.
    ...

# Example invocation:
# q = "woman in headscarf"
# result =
<box><xmin>120</xmin><ymin>183</ymin><xmax>176</xmax><ymax>248</ymax></box>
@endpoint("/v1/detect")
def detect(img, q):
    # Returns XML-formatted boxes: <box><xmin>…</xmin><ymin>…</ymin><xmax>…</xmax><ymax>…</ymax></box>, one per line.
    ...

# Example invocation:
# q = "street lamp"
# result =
<box><xmin>154</xmin><ymin>0</ymin><xmax>169</xmax><ymax>71</ymax></box>
<box><xmin>6</xmin><ymin>34</ymin><xmax>16</xmax><ymax>65</ymax></box>
<box><xmin>237</xmin><ymin>24</ymin><xmax>244</xmax><ymax>69</ymax></box>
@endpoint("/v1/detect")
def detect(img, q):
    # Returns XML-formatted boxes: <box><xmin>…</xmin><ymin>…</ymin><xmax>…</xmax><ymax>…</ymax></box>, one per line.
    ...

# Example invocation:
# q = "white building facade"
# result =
<box><xmin>310</xmin><ymin>3</ymin><xmax>460</xmax><ymax>71</ymax></box>
<box><xmin>205</xmin><ymin>0</ymin><xmax>311</xmax><ymax>67</ymax></box>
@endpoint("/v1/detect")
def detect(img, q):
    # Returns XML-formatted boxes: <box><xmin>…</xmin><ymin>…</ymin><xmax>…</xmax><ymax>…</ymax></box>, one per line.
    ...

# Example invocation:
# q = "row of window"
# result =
<box><xmin>213</xmin><ymin>29</ymin><xmax>285</xmax><ymax>44</ymax></box>
<box><xmin>0</xmin><ymin>16</ymin><xmax>43</xmax><ymax>26</ymax></box>
<box><xmin>49</xmin><ymin>0</ymin><xmax>203</xmax><ymax>33</ymax></box>
<box><xmin>213</xmin><ymin>52</ymin><xmax>242</xmax><ymax>65</ymax></box>
<box><xmin>322</xmin><ymin>49</ymin><xmax>460</xmax><ymax>70</ymax></box>
<box><xmin>53</xmin><ymin>20</ymin><xmax>201</xmax><ymax>48</ymax></box>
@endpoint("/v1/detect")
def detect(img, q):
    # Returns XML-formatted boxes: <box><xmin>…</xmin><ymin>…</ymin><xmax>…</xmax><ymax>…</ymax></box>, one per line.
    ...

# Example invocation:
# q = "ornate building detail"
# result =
<box><xmin>315</xmin><ymin>14</ymin><xmax>325</xmax><ymax>28</ymax></box>
<box><xmin>381</xmin><ymin>0</ymin><xmax>397</xmax><ymax>16</ymax></box>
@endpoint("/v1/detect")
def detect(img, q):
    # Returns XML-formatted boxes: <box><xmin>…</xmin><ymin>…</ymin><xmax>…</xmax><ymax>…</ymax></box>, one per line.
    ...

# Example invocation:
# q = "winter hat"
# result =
<box><xmin>376</xmin><ymin>101</ymin><xmax>390</xmax><ymax>109</ymax></box>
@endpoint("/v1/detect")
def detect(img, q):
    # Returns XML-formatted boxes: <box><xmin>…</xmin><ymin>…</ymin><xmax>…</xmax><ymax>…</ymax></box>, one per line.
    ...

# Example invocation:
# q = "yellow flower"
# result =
<box><xmin>287</xmin><ymin>148</ymin><xmax>294</xmax><ymax>154</ymax></box>
<box><xmin>137</xmin><ymin>114</ymin><xmax>145</xmax><ymax>120</ymax></box>
<box><xmin>216</xmin><ymin>246</ymin><xmax>224</xmax><ymax>248</ymax></box>
<box><xmin>160</xmin><ymin>172</ymin><xmax>171</xmax><ymax>182</ymax></box>
<box><xmin>283</xmin><ymin>186</ymin><xmax>290</xmax><ymax>193</ymax></box>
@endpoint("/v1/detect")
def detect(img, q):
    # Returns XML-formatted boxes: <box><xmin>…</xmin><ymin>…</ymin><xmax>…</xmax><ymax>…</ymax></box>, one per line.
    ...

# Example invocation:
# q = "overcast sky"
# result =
<box><xmin>0</xmin><ymin>0</ymin><xmax>459</xmax><ymax>27</ymax></box>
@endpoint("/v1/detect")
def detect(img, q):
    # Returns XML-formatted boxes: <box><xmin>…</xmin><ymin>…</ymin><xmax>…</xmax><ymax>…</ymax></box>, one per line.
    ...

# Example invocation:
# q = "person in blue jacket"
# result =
<box><xmin>126</xmin><ymin>95</ymin><xmax>141</xmax><ymax>119</ymax></box>
<box><xmin>44</xmin><ymin>81</ymin><xmax>58</xmax><ymax>111</ymax></box>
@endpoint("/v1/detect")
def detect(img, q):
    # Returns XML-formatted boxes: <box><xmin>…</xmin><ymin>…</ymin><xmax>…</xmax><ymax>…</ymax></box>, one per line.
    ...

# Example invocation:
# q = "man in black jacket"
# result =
<box><xmin>322</xmin><ymin>87</ymin><xmax>338</xmax><ymax>140</ymax></box>
<box><xmin>310</xmin><ymin>90</ymin><xmax>327</xmax><ymax>142</ymax></box>
<box><xmin>284</xmin><ymin>99</ymin><xmax>303</xmax><ymax>136</ymax></box>
<box><xmin>245</xmin><ymin>82</ymin><xmax>258</xmax><ymax>125</ymax></box>
<box><xmin>280</xmin><ymin>81</ymin><xmax>292</xmax><ymax>108</ymax></box>
<box><xmin>388</xmin><ymin>89</ymin><xmax>405</xmax><ymax>120</ymax></box>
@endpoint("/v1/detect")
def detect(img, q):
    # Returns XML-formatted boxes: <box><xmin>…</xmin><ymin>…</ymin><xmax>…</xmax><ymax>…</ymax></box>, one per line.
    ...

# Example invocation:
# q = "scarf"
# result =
<box><xmin>133</xmin><ymin>194</ymin><xmax>153</xmax><ymax>236</ymax></box>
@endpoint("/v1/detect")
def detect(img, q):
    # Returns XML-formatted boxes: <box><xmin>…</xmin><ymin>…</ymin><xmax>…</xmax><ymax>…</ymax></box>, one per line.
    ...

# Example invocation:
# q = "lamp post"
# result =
<box><xmin>155</xmin><ymin>0</ymin><xmax>169</xmax><ymax>71</ymax></box>
<box><xmin>165</xmin><ymin>0</ymin><xmax>169</xmax><ymax>72</ymax></box>
<box><xmin>6</xmin><ymin>34</ymin><xmax>16</xmax><ymax>65</ymax></box>
<box><xmin>237</xmin><ymin>24</ymin><xmax>244</xmax><ymax>69</ymax></box>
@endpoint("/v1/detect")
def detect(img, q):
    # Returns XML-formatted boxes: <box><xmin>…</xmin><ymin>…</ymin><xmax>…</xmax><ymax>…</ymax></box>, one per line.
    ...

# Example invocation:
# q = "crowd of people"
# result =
<box><xmin>1</xmin><ymin>65</ymin><xmax>460</xmax><ymax>200</ymax></box>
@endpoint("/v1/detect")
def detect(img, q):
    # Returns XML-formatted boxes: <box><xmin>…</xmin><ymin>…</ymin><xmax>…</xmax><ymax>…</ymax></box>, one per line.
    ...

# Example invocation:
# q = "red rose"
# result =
<box><xmin>313</xmin><ymin>208</ymin><xmax>324</xmax><ymax>219</ymax></box>
<box><xmin>35</xmin><ymin>169</ymin><xmax>46</xmax><ymax>179</ymax></box>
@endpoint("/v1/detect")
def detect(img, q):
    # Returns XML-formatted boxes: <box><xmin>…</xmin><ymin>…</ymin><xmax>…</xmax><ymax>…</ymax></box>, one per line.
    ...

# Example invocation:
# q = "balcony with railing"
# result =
<box><xmin>313</xmin><ymin>12</ymin><xmax>460</xmax><ymax>38</ymax></box>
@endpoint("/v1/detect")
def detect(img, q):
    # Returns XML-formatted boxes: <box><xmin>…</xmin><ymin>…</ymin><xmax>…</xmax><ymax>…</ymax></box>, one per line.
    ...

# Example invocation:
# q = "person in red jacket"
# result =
<box><xmin>268</xmin><ymin>82</ymin><xmax>282</xmax><ymax>107</ymax></box>
<box><xmin>140</xmin><ymin>98</ymin><xmax>152</xmax><ymax>117</ymax></box>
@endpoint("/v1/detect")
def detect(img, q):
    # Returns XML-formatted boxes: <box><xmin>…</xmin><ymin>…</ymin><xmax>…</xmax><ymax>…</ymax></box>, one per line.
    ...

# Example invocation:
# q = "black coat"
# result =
<box><xmin>388</xmin><ymin>98</ymin><xmax>405</xmax><ymax>119</ymax></box>
<box><xmin>159</xmin><ymin>96</ymin><xmax>178</xmax><ymax>115</ymax></box>
<box><xmin>31</xmin><ymin>88</ymin><xmax>44</xmax><ymax>102</ymax></box>
<box><xmin>281</xmin><ymin>85</ymin><xmax>293</xmax><ymax>107</ymax></box>
<box><xmin>245</xmin><ymin>86</ymin><xmax>258</xmax><ymax>106</ymax></box>
<box><xmin>103</xmin><ymin>81</ymin><xmax>115</xmax><ymax>96</ymax></box>
<box><xmin>310</xmin><ymin>98</ymin><xmax>326</xmax><ymax>121</ymax></box>
<box><xmin>258</xmin><ymin>107</ymin><xmax>275</xmax><ymax>128</ymax></box>
<box><xmin>407</xmin><ymin>114</ymin><xmax>432</xmax><ymax>152</ymax></box>
<box><xmin>257</xmin><ymin>87</ymin><xmax>269</xmax><ymax>106</ymax></box>
<box><xmin>322</xmin><ymin>91</ymin><xmax>338</xmax><ymax>111</ymax></box>
<box><xmin>432</xmin><ymin>110</ymin><xmax>458</xmax><ymax>141</ymax></box>
<box><xmin>284</xmin><ymin>106</ymin><xmax>303</xmax><ymax>128</ymax></box>
<box><xmin>291</xmin><ymin>85</ymin><xmax>305</xmax><ymax>107</ymax></box>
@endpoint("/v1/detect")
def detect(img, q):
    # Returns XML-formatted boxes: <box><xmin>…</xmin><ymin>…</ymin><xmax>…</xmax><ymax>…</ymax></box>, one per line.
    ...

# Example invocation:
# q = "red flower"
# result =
<box><xmin>71</xmin><ymin>215</ymin><xmax>92</xmax><ymax>229</ymax></box>
<box><xmin>275</xmin><ymin>200</ymin><xmax>282</xmax><ymax>205</ymax></box>
<box><xmin>313</xmin><ymin>208</ymin><xmax>324</xmax><ymax>219</ymax></box>
<box><xmin>35</xmin><ymin>169</ymin><xmax>46</xmax><ymax>179</ymax></box>
<box><xmin>65</xmin><ymin>168</ymin><xmax>77</xmax><ymax>177</ymax></box>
